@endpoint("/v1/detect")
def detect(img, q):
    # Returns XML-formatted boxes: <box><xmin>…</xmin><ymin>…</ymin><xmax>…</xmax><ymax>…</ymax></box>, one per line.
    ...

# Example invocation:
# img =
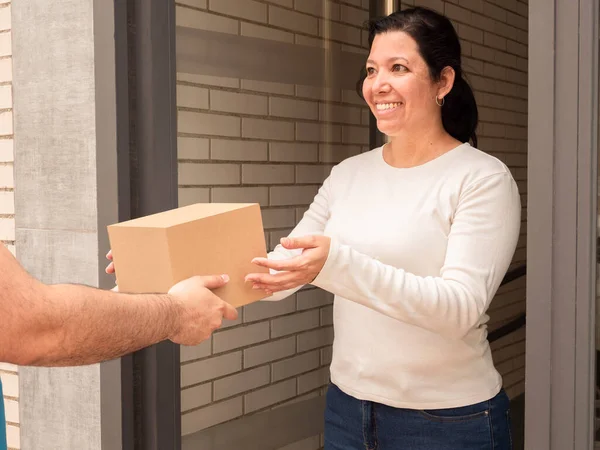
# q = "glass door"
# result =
<box><xmin>175</xmin><ymin>1</ymin><xmax>371</xmax><ymax>448</ymax></box>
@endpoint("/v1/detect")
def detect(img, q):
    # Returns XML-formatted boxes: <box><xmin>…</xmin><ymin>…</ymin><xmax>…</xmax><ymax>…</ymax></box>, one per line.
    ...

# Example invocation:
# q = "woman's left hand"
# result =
<box><xmin>245</xmin><ymin>235</ymin><xmax>331</xmax><ymax>293</ymax></box>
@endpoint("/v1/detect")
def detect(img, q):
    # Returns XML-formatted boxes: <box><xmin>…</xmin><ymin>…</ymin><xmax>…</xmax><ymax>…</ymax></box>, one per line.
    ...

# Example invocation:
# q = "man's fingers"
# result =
<box><xmin>196</xmin><ymin>274</ymin><xmax>230</xmax><ymax>290</ymax></box>
<box><xmin>105</xmin><ymin>262</ymin><xmax>115</xmax><ymax>274</ymax></box>
<box><xmin>222</xmin><ymin>302</ymin><xmax>239</xmax><ymax>321</ymax></box>
<box><xmin>106</xmin><ymin>250</ymin><xmax>113</xmax><ymax>260</ymax></box>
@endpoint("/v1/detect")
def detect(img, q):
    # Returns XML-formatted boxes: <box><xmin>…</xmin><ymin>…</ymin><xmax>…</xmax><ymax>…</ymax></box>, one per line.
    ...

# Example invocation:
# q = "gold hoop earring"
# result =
<box><xmin>435</xmin><ymin>95</ymin><xmax>445</xmax><ymax>107</ymax></box>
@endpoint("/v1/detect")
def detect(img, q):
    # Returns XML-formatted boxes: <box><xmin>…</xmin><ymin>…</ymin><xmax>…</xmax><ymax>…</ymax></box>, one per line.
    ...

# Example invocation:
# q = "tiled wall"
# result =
<box><xmin>176</xmin><ymin>0</ymin><xmax>370</xmax><ymax>444</ymax></box>
<box><xmin>0</xmin><ymin>2</ymin><xmax>18</xmax><ymax>449</ymax></box>
<box><xmin>401</xmin><ymin>0</ymin><xmax>528</xmax><ymax>400</ymax></box>
<box><xmin>177</xmin><ymin>0</ymin><xmax>527</xmax><ymax>447</ymax></box>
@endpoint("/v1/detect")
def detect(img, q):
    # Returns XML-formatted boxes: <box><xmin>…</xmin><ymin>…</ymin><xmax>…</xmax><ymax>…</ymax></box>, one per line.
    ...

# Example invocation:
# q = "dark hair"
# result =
<box><xmin>357</xmin><ymin>7</ymin><xmax>478</xmax><ymax>147</ymax></box>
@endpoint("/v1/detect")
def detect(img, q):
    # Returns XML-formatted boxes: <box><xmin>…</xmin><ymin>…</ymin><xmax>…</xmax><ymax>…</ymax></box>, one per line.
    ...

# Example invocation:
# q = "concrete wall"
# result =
<box><xmin>175</xmin><ymin>0</ymin><xmax>370</xmax><ymax>447</ymax></box>
<box><xmin>401</xmin><ymin>0</ymin><xmax>528</xmax><ymax>400</ymax></box>
<box><xmin>0</xmin><ymin>2</ymin><xmax>18</xmax><ymax>449</ymax></box>
<box><xmin>11</xmin><ymin>0</ymin><xmax>121</xmax><ymax>449</ymax></box>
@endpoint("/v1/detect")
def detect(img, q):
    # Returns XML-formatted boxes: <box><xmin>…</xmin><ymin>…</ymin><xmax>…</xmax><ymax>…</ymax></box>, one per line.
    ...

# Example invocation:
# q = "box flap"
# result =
<box><xmin>109</xmin><ymin>203</ymin><xmax>258</xmax><ymax>229</ymax></box>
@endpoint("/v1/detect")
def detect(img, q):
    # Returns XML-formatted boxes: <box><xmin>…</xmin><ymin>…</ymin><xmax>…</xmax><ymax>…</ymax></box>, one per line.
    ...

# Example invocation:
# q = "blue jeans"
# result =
<box><xmin>324</xmin><ymin>383</ymin><xmax>512</xmax><ymax>450</ymax></box>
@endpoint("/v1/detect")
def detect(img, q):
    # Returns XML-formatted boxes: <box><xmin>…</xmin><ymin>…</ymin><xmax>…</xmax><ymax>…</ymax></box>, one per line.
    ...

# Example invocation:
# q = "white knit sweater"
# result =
<box><xmin>265</xmin><ymin>143</ymin><xmax>521</xmax><ymax>409</ymax></box>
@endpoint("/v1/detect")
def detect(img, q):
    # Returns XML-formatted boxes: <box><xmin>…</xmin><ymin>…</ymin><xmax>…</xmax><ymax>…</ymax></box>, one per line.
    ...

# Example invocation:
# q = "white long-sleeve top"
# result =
<box><xmin>265</xmin><ymin>143</ymin><xmax>521</xmax><ymax>409</ymax></box>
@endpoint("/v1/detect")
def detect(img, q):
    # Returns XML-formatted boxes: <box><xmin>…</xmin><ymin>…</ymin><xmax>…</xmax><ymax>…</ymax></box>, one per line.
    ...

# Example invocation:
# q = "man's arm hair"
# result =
<box><xmin>0</xmin><ymin>244</ymin><xmax>180</xmax><ymax>366</ymax></box>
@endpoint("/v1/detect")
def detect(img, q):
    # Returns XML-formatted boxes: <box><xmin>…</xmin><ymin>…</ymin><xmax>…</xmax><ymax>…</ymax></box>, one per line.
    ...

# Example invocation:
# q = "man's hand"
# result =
<box><xmin>0</xmin><ymin>243</ymin><xmax>239</xmax><ymax>366</ymax></box>
<box><xmin>106</xmin><ymin>249</ymin><xmax>237</xmax><ymax>345</ymax></box>
<box><xmin>167</xmin><ymin>275</ymin><xmax>238</xmax><ymax>346</ymax></box>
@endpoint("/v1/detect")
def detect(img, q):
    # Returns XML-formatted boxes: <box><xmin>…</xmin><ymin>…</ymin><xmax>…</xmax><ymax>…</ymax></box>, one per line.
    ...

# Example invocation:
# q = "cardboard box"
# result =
<box><xmin>107</xmin><ymin>203</ymin><xmax>269</xmax><ymax>307</ymax></box>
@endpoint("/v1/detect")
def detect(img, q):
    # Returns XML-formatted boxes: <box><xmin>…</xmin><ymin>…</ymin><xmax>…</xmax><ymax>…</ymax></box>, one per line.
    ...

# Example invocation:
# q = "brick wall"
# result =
<box><xmin>401</xmin><ymin>0</ymin><xmax>528</xmax><ymax>400</ymax></box>
<box><xmin>0</xmin><ymin>0</ymin><xmax>527</xmax><ymax>448</ymax></box>
<box><xmin>176</xmin><ymin>0</ymin><xmax>369</xmax><ymax>445</ymax></box>
<box><xmin>176</xmin><ymin>0</ymin><xmax>527</xmax><ymax>446</ymax></box>
<box><xmin>0</xmin><ymin>2</ymin><xmax>18</xmax><ymax>449</ymax></box>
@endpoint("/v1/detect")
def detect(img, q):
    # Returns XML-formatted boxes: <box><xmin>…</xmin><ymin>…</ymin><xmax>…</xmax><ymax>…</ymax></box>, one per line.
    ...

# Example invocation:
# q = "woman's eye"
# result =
<box><xmin>392</xmin><ymin>64</ymin><xmax>406</xmax><ymax>72</ymax></box>
<box><xmin>366</xmin><ymin>67</ymin><xmax>376</xmax><ymax>75</ymax></box>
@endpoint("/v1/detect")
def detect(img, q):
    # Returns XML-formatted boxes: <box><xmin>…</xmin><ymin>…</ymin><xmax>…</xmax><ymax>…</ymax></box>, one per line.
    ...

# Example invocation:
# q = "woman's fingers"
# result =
<box><xmin>246</xmin><ymin>271</ymin><xmax>300</xmax><ymax>288</ymax></box>
<box><xmin>280</xmin><ymin>235</ymin><xmax>321</xmax><ymax>250</ymax></box>
<box><xmin>251</xmin><ymin>256</ymin><xmax>304</xmax><ymax>271</ymax></box>
<box><xmin>253</xmin><ymin>282</ymin><xmax>295</xmax><ymax>293</ymax></box>
<box><xmin>246</xmin><ymin>272</ymin><xmax>285</xmax><ymax>285</ymax></box>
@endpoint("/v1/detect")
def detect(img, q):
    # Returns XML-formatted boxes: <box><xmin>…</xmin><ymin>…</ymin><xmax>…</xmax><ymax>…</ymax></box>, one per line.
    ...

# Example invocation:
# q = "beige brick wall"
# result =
<box><xmin>1</xmin><ymin>0</ymin><xmax>526</xmax><ymax>448</ymax></box>
<box><xmin>402</xmin><ymin>0</ymin><xmax>528</xmax><ymax>400</ymax></box>
<box><xmin>177</xmin><ymin>0</ymin><xmax>527</xmax><ymax>444</ymax></box>
<box><xmin>176</xmin><ymin>0</ymin><xmax>369</xmax><ymax>443</ymax></box>
<box><xmin>0</xmin><ymin>2</ymin><xmax>18</xmax><ymax>449</ymax></box>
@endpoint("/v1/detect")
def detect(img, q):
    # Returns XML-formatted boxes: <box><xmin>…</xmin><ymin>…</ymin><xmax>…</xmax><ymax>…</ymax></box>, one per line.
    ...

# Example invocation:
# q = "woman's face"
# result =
<box><xmin>362</xmin><ymin>31</ymin><xmax>442</xmax><ymax>138</ymax></box>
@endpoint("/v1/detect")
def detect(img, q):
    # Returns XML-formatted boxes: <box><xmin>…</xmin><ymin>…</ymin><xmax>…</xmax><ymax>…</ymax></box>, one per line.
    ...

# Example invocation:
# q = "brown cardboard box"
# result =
<box><xmin>107</xmin><ymin>203</ymin><xmax>269</xmax><ymax>307</ymax></box>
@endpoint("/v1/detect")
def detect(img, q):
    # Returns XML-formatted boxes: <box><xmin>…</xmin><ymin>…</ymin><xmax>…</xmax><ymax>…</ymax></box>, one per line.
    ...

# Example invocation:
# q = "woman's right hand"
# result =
<box><xmin>105</xmin><ymin>250</ymin><xmax>115</xmax><ymax>274</ymax></box>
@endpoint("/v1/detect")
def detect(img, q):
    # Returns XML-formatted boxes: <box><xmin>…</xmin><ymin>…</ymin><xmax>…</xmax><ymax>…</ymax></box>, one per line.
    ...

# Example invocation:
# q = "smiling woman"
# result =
<box><xmin>245</xmin><ymin>6</ymin><xmax>520</xmax><ymax>450</ymax></box>
<box><xmin>359</xmin><ymin>8</ymin><xmax>479</xmax><ymax>153</ymax></box>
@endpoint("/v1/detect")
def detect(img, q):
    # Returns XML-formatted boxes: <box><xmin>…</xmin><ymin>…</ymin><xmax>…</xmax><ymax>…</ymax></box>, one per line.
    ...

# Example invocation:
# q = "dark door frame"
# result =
<box><xmin>114</xmin><ymin>0</ymin><xmax>181</xmax><ymax>449</ymax></box>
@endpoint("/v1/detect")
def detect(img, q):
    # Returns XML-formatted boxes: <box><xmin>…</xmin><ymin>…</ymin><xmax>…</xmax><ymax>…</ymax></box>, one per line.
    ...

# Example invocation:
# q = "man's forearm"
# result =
<box><xmin>7</xmin><ymin>280</ymin><xmax>179</xmax><ymax>366</ymax></box>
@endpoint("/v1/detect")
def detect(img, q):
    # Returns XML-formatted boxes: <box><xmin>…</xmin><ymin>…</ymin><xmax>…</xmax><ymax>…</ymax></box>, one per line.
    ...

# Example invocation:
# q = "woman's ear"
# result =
<box><xmin>437</xmin><ymin>66</ymin><xmax>456</xmax><ymax>100</ymax></box>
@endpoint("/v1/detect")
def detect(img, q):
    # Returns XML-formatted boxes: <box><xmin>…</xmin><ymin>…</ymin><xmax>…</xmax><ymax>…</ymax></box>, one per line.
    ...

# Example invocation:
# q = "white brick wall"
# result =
<box><xmin>401</xmin><ymin>0</ymin><xmax>528</xmax><ymax>400</ymax></box>
<box><xmin>177</xmin><ymin>0</ymin><xmax>528</xmax><ymax>443</ymax></box>
<box><xmin>0</xmin><ymin>2</ymin><xmax>17</xmax><ymax>448</ymax></box>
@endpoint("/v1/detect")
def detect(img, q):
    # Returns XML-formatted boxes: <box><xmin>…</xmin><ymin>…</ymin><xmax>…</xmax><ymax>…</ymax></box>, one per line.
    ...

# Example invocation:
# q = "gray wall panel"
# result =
<box><xmin>12</xmin><ymin>0</ymin><xmax>121</xmax><ymax>448</ymax></box>
<box><xmin>13</xmin><ymin>0</ymin><xmax>98</xmax><ymax>232</ymax></box>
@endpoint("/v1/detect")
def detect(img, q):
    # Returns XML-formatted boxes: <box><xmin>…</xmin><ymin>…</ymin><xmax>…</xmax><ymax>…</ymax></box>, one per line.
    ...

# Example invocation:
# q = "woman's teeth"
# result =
<box><xmin>376</xmin><ymin>102</ymin><xmax>401</xmax><ymax>110</ymax></box>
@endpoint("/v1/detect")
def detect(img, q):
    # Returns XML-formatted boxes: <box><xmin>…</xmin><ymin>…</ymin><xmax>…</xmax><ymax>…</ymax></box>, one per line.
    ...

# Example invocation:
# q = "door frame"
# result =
<box><xmin>526</xmin><ymin>0</ymin><xmax>599</xmax><ymax>448</ymax></box>
<box><xmin>114</xmin><ymin>0</ymin><xmax>181</xmax><ymax>448</ymax></box>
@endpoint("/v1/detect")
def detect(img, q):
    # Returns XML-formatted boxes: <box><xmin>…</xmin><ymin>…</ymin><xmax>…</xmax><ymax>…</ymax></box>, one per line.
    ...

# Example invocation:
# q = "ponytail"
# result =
<box><xmin>442</xmin><ymin>74</ymin><xmax>478</xmax><ymax>146</ymax></box>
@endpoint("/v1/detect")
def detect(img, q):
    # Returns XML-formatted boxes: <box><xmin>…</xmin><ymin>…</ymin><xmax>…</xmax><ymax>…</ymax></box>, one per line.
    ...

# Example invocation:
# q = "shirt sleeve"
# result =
<box><xmin>263</xmin><ymin>172</ymin><xmax>335</xmax><ymax>301</ymax></box>
<box><xmin>311</xmin><ymin>172</ymin><xmax>522</xmax><ymax>339</ymax></box>
<box><xmin>261</xmin><ymin>173</ymin><xmax>334</xmax><ymax>302</ymax></box>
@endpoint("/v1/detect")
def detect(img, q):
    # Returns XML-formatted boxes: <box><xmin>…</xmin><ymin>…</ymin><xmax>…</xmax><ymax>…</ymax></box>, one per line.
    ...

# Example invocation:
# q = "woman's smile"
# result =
<box><xmin>375</xmin><ymin>101</ymin><xmax>403</xmax><ymax>117</ymax></box>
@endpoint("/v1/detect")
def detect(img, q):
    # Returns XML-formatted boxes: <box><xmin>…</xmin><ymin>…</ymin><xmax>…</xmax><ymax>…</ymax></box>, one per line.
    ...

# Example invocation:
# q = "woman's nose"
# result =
<box><xmin>372</xmin><ymin>72</ymin><xmax>391</xmax><ymax>93</ymax></box>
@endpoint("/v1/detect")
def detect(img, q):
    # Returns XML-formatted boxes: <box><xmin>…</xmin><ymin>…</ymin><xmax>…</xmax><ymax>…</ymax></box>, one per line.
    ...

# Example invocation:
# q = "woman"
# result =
<box><xmin>246</xmin><ymin>7</ymin><xmax>520</xmax><ymax>450</ymax></box>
